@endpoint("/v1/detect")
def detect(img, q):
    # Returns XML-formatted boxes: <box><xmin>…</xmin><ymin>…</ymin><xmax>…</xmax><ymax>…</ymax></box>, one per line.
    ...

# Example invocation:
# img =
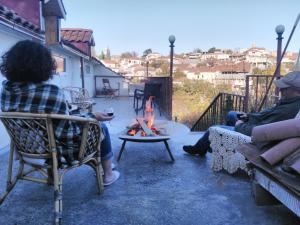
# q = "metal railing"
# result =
<box><xmin>191</xmin><ymin>74</ymin><xmax>278</xmax><ymax>131</ymax></box>
<box><xmin>244</xmin><ymin>74</ymin><xmax>278</xmax><ymax>112</ymax></box>
<box><xmin>191</xmin><ymin>92</ymin><xmax>245</xmax><ymax>131</ymax></box>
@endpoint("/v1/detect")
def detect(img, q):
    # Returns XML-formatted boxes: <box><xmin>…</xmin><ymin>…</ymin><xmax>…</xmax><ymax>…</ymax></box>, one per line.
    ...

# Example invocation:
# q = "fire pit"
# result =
<box><xmin>117</xmin><ymin>96</ymin><xmax>174</xmax><ymax>162</ymax></box>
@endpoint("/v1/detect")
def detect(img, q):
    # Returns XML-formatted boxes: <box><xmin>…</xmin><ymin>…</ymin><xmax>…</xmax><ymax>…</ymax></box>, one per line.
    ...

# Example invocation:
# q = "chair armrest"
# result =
<box><xmin>134</xmin><ymin>89</ymin><xmax>144</xmax><ymax>96</ymax></box>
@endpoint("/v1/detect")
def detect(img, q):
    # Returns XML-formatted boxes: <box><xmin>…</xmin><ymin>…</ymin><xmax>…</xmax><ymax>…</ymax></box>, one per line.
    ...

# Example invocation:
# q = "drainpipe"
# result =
<box><xmin>80</xmin><ymin>57</ymin><xmax>85</xmax><ymax>89</ymax></box>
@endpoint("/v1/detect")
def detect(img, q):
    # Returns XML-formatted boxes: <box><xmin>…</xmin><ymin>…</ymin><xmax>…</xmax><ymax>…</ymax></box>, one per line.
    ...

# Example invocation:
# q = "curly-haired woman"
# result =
<box><xmin>0</xmin><ymin>40</ymin><xmax>119</xmax><ymax>186</ymax></box>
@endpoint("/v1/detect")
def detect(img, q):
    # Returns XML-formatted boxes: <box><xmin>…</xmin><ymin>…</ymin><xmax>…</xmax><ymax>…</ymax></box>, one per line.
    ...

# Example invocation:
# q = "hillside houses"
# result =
<box><xmin>243</xmin><ymin>47</ymin><xmax>273</xmax><ymax>69</ymax></box>
<box><xmin>103</xmin><ymin>44</ymin><xmax>298</xmax><ymax>83</ymax></box>
<box><xmin>182</xmin><ymin>62</ymin><xmax>251</xmax><ymax>89</ymax></box>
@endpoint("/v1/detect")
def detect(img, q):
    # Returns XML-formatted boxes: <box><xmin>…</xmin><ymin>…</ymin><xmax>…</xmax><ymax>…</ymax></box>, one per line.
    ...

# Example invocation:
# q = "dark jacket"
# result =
<box><xmin>235</xmin><ymin>96</ymin><xmax>300</xmax><ymax>136</ymax></box>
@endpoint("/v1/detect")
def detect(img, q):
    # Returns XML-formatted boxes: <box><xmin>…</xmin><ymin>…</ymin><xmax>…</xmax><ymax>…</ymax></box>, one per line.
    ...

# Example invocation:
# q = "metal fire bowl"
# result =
<box><xmin>118</xmin><ymin>134</ymin><xmax>170</xmax><ymax>143</ymax></box>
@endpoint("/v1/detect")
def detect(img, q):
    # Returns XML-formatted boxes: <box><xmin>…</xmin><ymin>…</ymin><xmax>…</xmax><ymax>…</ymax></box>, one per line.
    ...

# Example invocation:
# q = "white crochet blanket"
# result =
<box><xmin>209</xmin><ymin>127</ymin><xmax>251</xmax><ymax>174</ymax></box>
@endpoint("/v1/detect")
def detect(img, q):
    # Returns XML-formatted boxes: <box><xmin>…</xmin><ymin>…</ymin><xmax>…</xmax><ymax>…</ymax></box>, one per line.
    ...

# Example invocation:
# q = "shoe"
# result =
<box><xmin>99</xmin><ymin>163</ymin><xmax>117</xmax><ymax>176</ymax></box>
<box><xmin>183</xmin><ymin>145</ymin><xmax>206</xmax><ymax>156</ymax></box>
<box><xmin>103</xmin><ymin>170</ymin><xmax>120</xmax><ymax>186</ymax></box>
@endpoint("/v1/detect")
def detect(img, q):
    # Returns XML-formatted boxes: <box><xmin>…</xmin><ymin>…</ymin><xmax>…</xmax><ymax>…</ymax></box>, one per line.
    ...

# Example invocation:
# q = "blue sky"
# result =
<box><xmin>61</xmin><ymin>0</ymin><xmax>300</xmax><ymax>56</ymax></box>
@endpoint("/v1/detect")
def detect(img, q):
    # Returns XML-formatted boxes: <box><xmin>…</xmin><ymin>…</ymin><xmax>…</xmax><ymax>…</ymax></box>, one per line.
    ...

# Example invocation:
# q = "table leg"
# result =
<box><xmin>117</xmin><ymin>140</ymin><xmax>127</xmax><ymax>162</ymax></box>
<box><xmin>163</xmin><ymin>140</ymin><xmax>174</xmax><ymax>162</ymax></box>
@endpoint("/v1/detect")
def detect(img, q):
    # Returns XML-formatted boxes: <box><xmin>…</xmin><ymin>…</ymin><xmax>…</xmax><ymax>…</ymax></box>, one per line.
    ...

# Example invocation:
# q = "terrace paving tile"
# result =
<box><xmin>0</xmin><ymin>97</ymin><xmax>298</xmax><ymax>225</ymax></box>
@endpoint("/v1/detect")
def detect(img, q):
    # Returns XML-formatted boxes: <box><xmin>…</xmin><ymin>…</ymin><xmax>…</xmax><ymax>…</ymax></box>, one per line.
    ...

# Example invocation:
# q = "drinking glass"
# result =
<box><xmin>104</xmin><ymin>107</ymin><xmax>114</xmax><ymax>125</ymax></box>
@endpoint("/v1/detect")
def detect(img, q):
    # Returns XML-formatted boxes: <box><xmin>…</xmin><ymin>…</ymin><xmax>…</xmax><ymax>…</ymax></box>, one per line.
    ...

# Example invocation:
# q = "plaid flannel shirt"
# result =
<box><xmin>1</xmin><ymin>80</ymin><xmax>94</xmax><ymax>161</ymax></box>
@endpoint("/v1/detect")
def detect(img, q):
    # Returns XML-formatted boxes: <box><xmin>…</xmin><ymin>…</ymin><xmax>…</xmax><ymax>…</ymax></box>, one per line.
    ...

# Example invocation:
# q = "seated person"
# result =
<box><xmin>0</xmin><ymin>40</ymin><xmax>119</xmax><ymax>186</ymax></box>
<box><xmin>183</xmin><ymin>71</ymin><xmax>300</xmax><ymax>156</ymax></box>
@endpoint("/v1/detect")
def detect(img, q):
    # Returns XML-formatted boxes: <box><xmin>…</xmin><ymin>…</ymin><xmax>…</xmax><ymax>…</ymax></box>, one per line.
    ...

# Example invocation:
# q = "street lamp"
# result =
<box><xmin>169</xmin><ymin>35</ymin><xmax>176</xmax><ymax>77</ymax></box>
<box><xmin>275</xmin><ymin>25</ymin><xmax>285</xmax><ymax>96</ymax></box>
<box><xmin>146</xmin><ymin>60</ymin><xmax>149</xmax><ymax>77</ymax></box>
<box><xmin>168</xmin><ymin>35</ymin><xmax>175</xmax><ymax>120</ymax></box>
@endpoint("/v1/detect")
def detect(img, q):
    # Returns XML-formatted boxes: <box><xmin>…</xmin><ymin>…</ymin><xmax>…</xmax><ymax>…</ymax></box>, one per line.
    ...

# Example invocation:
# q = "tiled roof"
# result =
<box><xmin>0</xmin><ymin>4</ymin><xmax>41</xmax><ymax>34</ymax></box>
<box><xmin>61</xmin><ymin>39</ymin><xmax>88</xmax><ymax>56</ymax></box>
<box><xmin>61</xmin><ymin>28</ymin><xmax>93</xmax><ymax>44</ymax></box>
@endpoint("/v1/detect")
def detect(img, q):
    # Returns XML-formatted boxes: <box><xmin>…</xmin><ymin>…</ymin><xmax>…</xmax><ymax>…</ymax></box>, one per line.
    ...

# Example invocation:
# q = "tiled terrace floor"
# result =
<box><xmin>0</xmin><ymin>97</ymin><xmax>299</xmax><ymax>225</ymax></box>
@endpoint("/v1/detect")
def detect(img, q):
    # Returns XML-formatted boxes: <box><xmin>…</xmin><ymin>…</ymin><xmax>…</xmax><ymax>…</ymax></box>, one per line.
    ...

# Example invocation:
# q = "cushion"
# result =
<box><xmin>260</xmin><ymin>137</ymin><xmax>300</xmax><ymax>166</ymax></box>
<box><xmin>251</xmin><ymin>118</ymin><xmax>300</xmax><ymax>143</ymax></box>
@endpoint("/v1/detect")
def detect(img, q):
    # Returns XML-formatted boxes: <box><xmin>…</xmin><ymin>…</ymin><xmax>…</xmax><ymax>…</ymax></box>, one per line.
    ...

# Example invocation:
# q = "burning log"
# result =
<box><xmin>126</xmin><ymin>95</ymin><xmax>161</xmax><ymax>136</ymax></box>
<box><xmin>137</xmin><ymin>118</ymin><xmax>154</xmax><ymax>136</ymax></box>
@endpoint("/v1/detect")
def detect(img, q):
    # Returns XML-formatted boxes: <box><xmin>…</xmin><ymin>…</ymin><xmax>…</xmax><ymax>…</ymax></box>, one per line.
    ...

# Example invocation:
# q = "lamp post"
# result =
<box><xmin>146</xmin><ymin>60</ymin><xmax>149</xmax><ymax>77</ymax></box>
<box><xmin>168</xmin><ymin>35</ymin><xmax>175</xmax><ymax>120</ymax></box>
<box><xmin>275</xmin><ymin>25</ymin><xmax>285</xmax><ymax>96</ymax></box>
<box><xmin>169</xmin><ymin>35</ymin><xmax>175</xmax><ymax>77</ymax></box>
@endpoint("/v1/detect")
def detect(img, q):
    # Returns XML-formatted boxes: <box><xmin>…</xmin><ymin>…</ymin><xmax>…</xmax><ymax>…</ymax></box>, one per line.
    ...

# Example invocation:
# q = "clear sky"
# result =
<box><xmin>61</xmin><ymin>0</ymin><xmax>300</xmax><ymax>56</ymax></box>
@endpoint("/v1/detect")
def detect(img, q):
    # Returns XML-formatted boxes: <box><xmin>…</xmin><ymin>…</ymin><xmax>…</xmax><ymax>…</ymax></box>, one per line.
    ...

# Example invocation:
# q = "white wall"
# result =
<box><xmin>0</xmin><ymin>29</ymin><xmax>29</xmax><ymax>149</ymax></box>
<box><xmin>94</xmin><ymin>64</ymin><xmax>128</xmax><ymax>96</ymax></box>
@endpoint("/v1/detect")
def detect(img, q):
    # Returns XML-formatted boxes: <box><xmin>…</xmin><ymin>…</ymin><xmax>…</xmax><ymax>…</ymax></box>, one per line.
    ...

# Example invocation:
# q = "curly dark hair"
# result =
<box><xmin>0</xmin><ymin>40</ymin><xmax>56</xmax><ymax>83</ymax></box>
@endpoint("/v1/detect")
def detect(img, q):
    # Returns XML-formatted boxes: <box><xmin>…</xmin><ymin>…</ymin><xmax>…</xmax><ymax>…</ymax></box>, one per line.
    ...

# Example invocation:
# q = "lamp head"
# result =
<box><xmin>168</xmin><ymin>35</ymin><xmax>176</xmax><ymax>44</ymax></box>
<box><xmin>275</xmin><ymin>25</ymin><xmax>285</xmax><ymax>35</ymax></box>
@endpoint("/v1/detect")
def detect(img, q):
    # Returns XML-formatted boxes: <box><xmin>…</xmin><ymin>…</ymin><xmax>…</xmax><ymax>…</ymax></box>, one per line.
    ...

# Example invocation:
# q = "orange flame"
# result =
<box><xmin>145</xmin><ymin>96</ymin><xmax>155</xmax><ymax>129</ymax></box>
<box><xmin>128</xmin><ymin>129</ymin><xmax>137</xmax><ymax>136</ymax></box>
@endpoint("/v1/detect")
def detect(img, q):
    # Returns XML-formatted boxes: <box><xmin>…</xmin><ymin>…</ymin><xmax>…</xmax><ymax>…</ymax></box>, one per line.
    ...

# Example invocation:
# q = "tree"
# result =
<box><xmin>120</xmin><ymin>51</ymin><xmax>138</xmax><ymax>58</ymax></box>
<box><xmin>208</xmin><ymin>47</ymin><xmax>216</xmax><ymax>53</ymax></box>
<box><xmin>106</xmin><ymin>48</ymin><xmax>111</xmax><ymax>59</ymax></box>
<box><xmin>174</xmin><ymin>69</ymin><xmax>186</xmax><ymax>79</ymax></box>
<box><xmin>196</xmin><ymin>62</ymin><xmax>206</xmax><ymax>67</ymax></box>
<box><xmin>150</xmin><ymin>60</ymin><xmax>163</xmax><ymax>69</ymax></box>
<box><xmin>131</xmin><ymin>51</ymin><xmax>138</xmax><ymax>58</ymax></box>
<box><xmin>99</xmin><ymin>51</ymin><xmax>105</xmax><ymax>60</ymax></box>
<box><xmin>160</xmin><ymin>63</ymin><xmax>169</xmax><ymax>75</ymax></box>
<box><xmin>143</xmin><ymin>48</ymin><xmax>152</xmax><ymax>57</ymax></box>
<box><xmin>193</xmin><ymin>48</ymin><xmax>202</xmax><ymax>53</ymax></box>
<box><xmin>224</xmin><ymin>49</ymin><xmax>233</xmax><ymax>54</ymax></box>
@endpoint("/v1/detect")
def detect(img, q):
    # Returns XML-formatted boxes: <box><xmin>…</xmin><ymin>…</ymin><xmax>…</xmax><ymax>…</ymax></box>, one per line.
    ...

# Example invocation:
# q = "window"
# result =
<box><xmin>85</xmin><ymin>65</ymin><xmax>91</xmax><ymax>74</ymax></box>
<box><xmin>53</xmin><ymin>55</ymin><xmax>66</xmax><ymax>73</ymax></box>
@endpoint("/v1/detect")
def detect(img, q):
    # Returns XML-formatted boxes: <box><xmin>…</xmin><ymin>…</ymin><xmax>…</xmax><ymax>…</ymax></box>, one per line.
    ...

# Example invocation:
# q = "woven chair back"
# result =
<box><xmin>0</xmin><ymin>112</ymin><xmax>101</xmax><ymax>161</ymax></box>
<box><xmin>0</xmin><ymin>112</ymin><xmax>51</xmax><ymax>157</ymax></box>
<box><xmin>63</xmin><ymin>87</ymin><xmax>90</xmax><ymax>104</ymax></box>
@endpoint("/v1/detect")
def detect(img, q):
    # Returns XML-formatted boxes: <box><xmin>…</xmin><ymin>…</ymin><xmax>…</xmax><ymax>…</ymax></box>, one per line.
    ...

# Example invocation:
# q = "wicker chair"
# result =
<box><xmin>63</xmin><ymin>87</ymin><xmax>95</xmax><ymax>112</ymax></box>
<box><xmin>0</xmin><ymin>112</ymin><xmax>103</xmax><ymax>224</ymax></box>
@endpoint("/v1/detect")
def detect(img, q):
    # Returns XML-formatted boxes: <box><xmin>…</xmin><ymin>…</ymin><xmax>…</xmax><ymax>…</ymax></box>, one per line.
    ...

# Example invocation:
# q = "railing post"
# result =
<box><xmin>244</xmin><ymin>75</ymin><xmax>249</xmax><ymax>112</ymax></box>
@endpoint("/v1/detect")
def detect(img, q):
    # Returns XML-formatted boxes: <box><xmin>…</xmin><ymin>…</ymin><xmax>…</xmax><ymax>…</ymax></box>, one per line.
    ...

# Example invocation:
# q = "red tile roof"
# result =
<box><xmin>61</xmin><ymin>28</ymin><xmax>93</xmax><ymax>43</ymax></box>
<box><xmin>0</xmin><ymin>4</ymin><xmax>41</xmax><ymax>34</ymax></box>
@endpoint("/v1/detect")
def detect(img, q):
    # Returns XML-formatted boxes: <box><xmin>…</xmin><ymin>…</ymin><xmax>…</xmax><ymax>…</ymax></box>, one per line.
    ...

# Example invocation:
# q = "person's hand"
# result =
<box><xmin>237</xmin><ymin>112</ymin><xmax>247</xmax><ymax>119</ymax></box>
<box><xmin>93</xmin><ymin>112</ymin><xmax>115</xmax><ymax>121</ymax></box>
<box><xmin>235</xmin><ymin>120</ymin><xmax>244</xmax><ymax>126</ymax></box>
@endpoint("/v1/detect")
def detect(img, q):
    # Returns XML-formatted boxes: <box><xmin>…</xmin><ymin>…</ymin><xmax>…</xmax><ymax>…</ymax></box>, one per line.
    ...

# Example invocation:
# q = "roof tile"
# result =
<box><xmin>61</xmin><ymin>28</ymin><xmax>93</xmax><ymax>43</ymax></box>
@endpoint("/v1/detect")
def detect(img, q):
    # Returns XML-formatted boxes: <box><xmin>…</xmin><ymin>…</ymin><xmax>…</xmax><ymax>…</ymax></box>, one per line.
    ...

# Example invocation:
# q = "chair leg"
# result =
<box><xmin>0</xmin><ymin>144</ymin><xmax>20</xmax><ymax>204</ymax></box>
<box><xmin>52</xmin><ymin>154</ymin><xmax>62</xmax><ymax>225</ymax></box>
<box><xmin>95</xmin><ymin>159</ymin><xmax>104</xmax><ymax>194</ymax></box>
<box><xmin>6</xmin><ymin>144</ymin><xmax>15</xmax><ymax>188</ymax></box>
<box><xmin>87</xmin><ymin>160</ymin><xmax>104</xmax><ymax>194</ymax></box>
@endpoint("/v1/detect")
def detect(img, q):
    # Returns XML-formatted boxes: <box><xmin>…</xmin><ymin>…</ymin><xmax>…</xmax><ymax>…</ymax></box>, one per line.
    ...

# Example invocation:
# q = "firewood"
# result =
<box><xmin>136</xmin><ymin>118</ymin><xmax>154</xmax><ymax>136</ymax></box>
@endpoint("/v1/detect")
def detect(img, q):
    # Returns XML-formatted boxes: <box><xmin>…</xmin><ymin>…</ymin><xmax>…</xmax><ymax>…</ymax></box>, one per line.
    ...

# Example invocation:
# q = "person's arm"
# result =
<box><xmin>234</xmin><ymin>122</ymin><xmax>255</xmax><ymax>136</ymax></box>
<box><xmin>93</xmin><ymin>112</ymin><xmax>114</xmax><ymax>121</ymax></box>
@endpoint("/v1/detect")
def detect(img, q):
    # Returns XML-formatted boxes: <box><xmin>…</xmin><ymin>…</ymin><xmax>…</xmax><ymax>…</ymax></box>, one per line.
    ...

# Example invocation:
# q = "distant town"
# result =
<box><xmin>100</xmin><ymin>45</ymin><xmax>299</xmax><ymax>91</ymax></box>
